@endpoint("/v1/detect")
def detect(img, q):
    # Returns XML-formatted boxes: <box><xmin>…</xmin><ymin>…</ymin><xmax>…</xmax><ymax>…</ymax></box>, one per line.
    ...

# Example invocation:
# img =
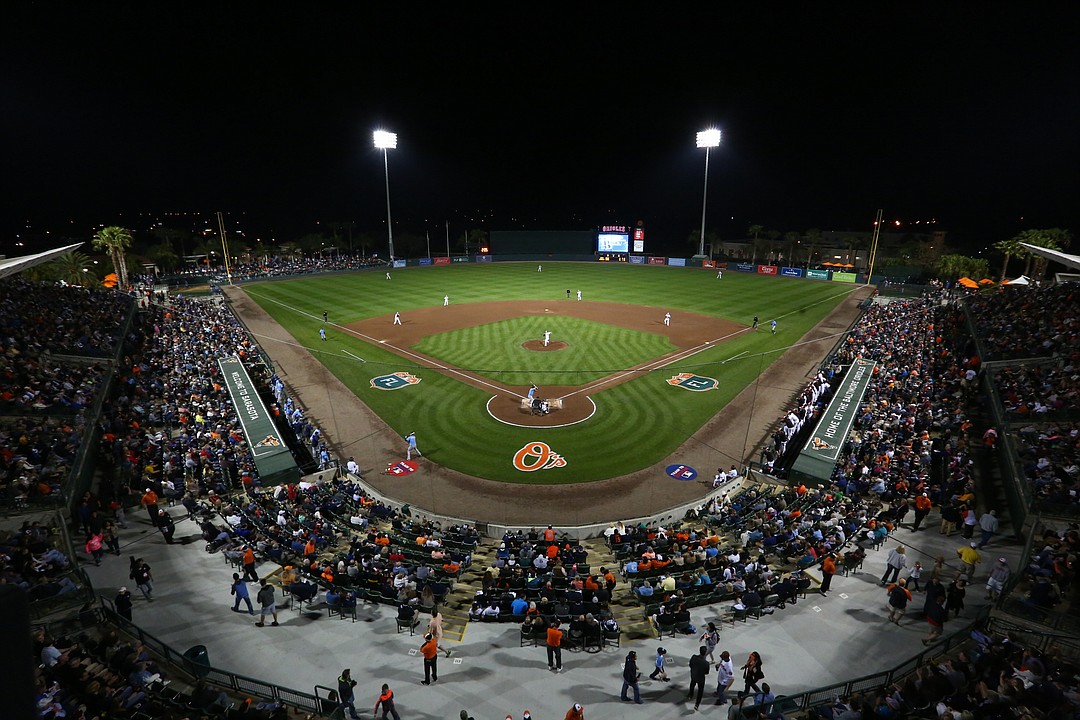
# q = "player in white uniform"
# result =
<box><xmin>543</xmin><ymin>330</ymin><xmax>551</xmax><ymax>347</ymax></box>
<box><xmin>393</xmin><ymin>312</ymin><xmax>402</xmax><ymax>325</ymax></box>
<box><xmin>576</xmin><ymin>290</ymin><xmax>582</xmax><ymax>301</ymax></box>
<box><xmin>663</xmin><ymin>312</ymin><xmax>671</xmax><ymax>326</ymax></box>
<box><xmin>443</xmin><ymin>295</ymin><xmax>449</xmax><ymax>306</ymax></box>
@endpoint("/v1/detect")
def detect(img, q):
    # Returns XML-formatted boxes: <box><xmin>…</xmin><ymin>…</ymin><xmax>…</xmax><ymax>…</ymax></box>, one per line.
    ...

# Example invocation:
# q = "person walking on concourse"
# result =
<box><xmin>621</xmin><ymin>650</ymin><xmax>643</xmax><ymax>704</ymax></box>
<box><xmin>373</xmin><ymin>683</ymin><xmax>400</xmax><ymax>720</ymax></box>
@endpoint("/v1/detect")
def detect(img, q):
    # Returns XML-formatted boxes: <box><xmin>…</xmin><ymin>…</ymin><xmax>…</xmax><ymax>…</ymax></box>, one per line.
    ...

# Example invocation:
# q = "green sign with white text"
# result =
<box><xmin>218</xmin><ymin>356</ymin><xmax>299</xmax><ymax>486</ymax></box>
<box><xmin>789</xmin><ymin>357</ymin><xmax>876</xmax><ymax>484</ymax></box>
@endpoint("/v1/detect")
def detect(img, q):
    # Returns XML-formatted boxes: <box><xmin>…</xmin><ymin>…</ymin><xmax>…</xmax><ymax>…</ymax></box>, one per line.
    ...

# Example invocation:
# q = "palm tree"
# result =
<box><xmin>49</xmin><ymin>251</ymin><xmax>98</xmax><ymax>286</ymax></box>
<box><xmin>994</xmin><ymin>235</ymin><xmax>1023</xmax><ymax>282</ymax></box>
<box><xmin>783</xmin><ymin>231</ymin><xmax>801</xmax><ymax>264</ymax></box>
<box><xmin>92</xmin><ymin>226</ymin><xmax>133</xmax><ymax>289</ymax></box>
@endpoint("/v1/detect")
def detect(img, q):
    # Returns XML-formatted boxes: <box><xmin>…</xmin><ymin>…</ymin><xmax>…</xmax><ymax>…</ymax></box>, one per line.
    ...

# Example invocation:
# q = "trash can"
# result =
<box><xmin>182</xmin><ymin>645</ymin><xmax>211</xmax><ymax>678</ymax></box>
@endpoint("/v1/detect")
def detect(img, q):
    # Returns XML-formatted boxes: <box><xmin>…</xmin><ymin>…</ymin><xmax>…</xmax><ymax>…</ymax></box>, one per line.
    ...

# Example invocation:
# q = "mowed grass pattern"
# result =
<box><xmin>413</xmin><ymin>316</ymin><xmax>675</xmax><ymax>385</ymax></box>
<box><xmin>246</xmin><ymin>262</ymin><xmax>855</xmax><ymax>483</ymax></box>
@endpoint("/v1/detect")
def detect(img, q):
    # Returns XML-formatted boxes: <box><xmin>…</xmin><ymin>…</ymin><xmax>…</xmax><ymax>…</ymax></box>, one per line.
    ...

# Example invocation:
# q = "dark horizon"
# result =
<box><xmin>4</xmin><ymin>5</ymin><xmax>1079</xmax><ymax>256</ymax></box>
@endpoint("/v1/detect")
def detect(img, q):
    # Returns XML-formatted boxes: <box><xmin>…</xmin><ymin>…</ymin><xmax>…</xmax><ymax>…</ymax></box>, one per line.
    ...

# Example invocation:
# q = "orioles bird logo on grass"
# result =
<box><xmin>513</xmin><ymin>442</ymin><xmax>567</xmax><ymax>472</ymax></box>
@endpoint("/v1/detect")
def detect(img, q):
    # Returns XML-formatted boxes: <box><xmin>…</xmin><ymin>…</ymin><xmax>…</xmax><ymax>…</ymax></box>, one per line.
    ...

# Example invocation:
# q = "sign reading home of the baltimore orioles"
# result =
<box><xmin>370</xmin><ymin>372</ymin><xmax>422</xmax><ymax>390</ymax></box>
<box><xmin>667</xmin><ymin>373</ymin><xmax>719</xmax><ymax>392</ymax></box>
<box><xmin>513</xmin><ymin>442</ymin><xmax>567</xmax><ymax>472</ymax></box>
<box><xmin>803</xmin><ymin>358</ymin><xmax>876</xmax><ymax>463</ymax></box>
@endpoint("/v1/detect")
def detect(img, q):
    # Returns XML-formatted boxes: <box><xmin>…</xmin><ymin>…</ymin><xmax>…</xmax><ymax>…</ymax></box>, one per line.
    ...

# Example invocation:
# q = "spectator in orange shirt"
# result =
<box><xmin>546</xmin><ymin>620</ymin><xmax>563</xmax><ymax>672</ymax></box>
<box><xmin>140</xmin><ymin>487</ymin><xmax>160</xmax><ymax>526</ymax></box>
<box><xmin>420</xmin><ymin>633</ymin><xmax>439</xmax><ymax>684</ymax></box>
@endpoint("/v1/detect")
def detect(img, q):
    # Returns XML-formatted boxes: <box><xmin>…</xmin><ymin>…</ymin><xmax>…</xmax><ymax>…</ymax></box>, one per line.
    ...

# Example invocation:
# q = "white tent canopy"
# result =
<box><xmin>1004</xmin><ymin>275</ymin><xmax>1031</xmax><ymax>285</ymax></box>
<box><xmin>0</xmin><ymin>243</ymin><xmax>84</xmax><ymax>280</ymax></box>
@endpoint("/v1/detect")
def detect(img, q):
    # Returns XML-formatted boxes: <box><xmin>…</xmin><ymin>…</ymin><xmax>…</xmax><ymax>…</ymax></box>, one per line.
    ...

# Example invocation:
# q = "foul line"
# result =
<box><xmin>343</xmin><ymin>350</ymin><xmax>366</xmax><ymax>363</ymax></box>
<box><xmin>246</xmin><ymin>290</ymin><xmax>521</xmax><ymax>401</ymax></box>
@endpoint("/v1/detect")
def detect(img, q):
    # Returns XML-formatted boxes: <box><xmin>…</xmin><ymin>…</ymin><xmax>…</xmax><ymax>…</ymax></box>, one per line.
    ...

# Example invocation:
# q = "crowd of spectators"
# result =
<box><xmin>967</xmin><ymin>284</ymin><xmax>1080</xmax><ymax>362</ymax></box>
<box><xmin>0</xmin><ymin>279</ymin><xmax>133</xmax><ymax>508</ymax></box>
<box><xmin>808</xmin><ymin>626</ymin><xmax>1077</xmax><ymax>720</ymax></box>
<box><xmin>2</xmin><ymin>519</ymin><xmax>82</xmax><ymax>602</ymax></box>
<box><xmin>991</xmin><ymin>364</ymin><xmax>1080</xmax><ymax>418</ymax></box>
<box><xmin>197</xmin><ymin>472</ymin><xmax>476</xmax><ymax>618</ymax></box>
<box><xmin>167</xmin><ymin>253</ymin><xmax>386</xmax><ymax>286</ymax></box>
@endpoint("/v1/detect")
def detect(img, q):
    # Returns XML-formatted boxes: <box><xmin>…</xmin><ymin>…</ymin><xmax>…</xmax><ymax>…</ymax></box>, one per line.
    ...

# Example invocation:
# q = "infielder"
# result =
<box><xmin>443</xmin><ymin>295</ymin><xmax>449</xmax><ymax>306</ymax></box>
<box><xmin>405</xmin><ymin>432</ymin><xmax>422</xmax><ymax>460</ymax></box>
<box><xmin>576</xmin><ymin>289</ymin><xmax>582</xmax><ymax>301</ymax></box>
<box><xmin>771</xmin><ymin>319</ymin><xmax>777</xmax><ymax>334</ymax></box>
<box><xmin>543</xmin><ymin>330</ymin><xmax>551</xmax><ymax>347</ymax></box>
<box><xmin>319</xmin><ymin>328</ymin><xmax>327</xmax><ymax>342</ymax></box>
<box><xmin>393</xmin><ymin>312</ymin><xmax>402</xmax><ymax>325</ymax></box>
<box><xmin>663</xmin><ymin>312</ymin><xmax>671</xmax><ymax>326</ymax></box>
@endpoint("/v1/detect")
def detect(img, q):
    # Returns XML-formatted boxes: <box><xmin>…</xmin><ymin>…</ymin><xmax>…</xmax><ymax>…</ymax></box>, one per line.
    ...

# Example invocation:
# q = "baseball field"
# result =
<box><xmin>244</xmin><ymin>262</ymin><xmax>855</xmax><ymax>484</ymax></box>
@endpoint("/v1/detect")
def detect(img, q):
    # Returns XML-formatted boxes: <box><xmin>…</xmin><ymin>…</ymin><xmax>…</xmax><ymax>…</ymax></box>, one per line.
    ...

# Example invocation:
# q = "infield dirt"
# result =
<box><xmin>345</xmin><ymin>300</ymin><xmax>745</xmax><ymax>426</ymax></box>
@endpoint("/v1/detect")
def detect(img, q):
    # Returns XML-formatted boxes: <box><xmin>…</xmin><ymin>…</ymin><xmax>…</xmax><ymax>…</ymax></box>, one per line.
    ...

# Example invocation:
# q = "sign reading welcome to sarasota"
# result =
<box><xmin>218</xmin><ymin>356</ymin><xmax>299</xmax><ymax>485</ymax></box>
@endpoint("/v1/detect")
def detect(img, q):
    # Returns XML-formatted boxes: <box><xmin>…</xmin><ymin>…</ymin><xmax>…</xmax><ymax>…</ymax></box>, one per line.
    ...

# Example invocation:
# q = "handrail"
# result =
<box><xmin>97</xmin><ymin>595</ymin><xmax>326</xmax><ymax>717</ymax></box>
<box><xmin>766</xmin><ymin>605</ymin><xmax>990</xmax><ymax>713</ymax></box>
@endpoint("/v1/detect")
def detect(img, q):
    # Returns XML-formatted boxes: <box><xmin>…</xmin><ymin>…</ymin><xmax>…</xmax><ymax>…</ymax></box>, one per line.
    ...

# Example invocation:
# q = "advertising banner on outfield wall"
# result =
<box><xmin>419</xmin><ymin>258</ymin><xmax>433</xmax><ymax>266</ymax></box>
<box><xmin>781</xmin><ymin>267</ymin><xmax>803</xmax><ymax>278</ymax></box>
<box><xmin>648</xmin><ymin>257</ymin><xmax>665</xmax><ymax>265</ymax></box>
<box><xmin>757</xmin><ymin>265</ymin><xmax>778</xmax><ymax>275</ymax></box>
<box><xmin>831</xmin><ymin>272</ymin><xmax>857</xmax><ymax>283</ymax></box>
<box><xmin>433</xmin><ymin>257</ymin><xmax>450</xmax><ymax>265</ymax></box>
<box><xmin>668</xmin><ymin>257</ymin><xmax>686</xmax><ymax>267</ymax></box>
<box><xmin>392</xmin><ymin>259</ymin><xmax>407</xmax><ymax>269</ymax></box>
<box><xmin>629</xmin><ymin>255</ymin><xmax>645</xmax><ymax>264</ymax></box>
<box><xmin>218</xmin><ymin>356</ymin><xmax>299</xmax><ymax>486</ymax></box>
<box><xmin>475</xmin><ymin>255</ymin><xmax>492</xmax><ymax>263</ymax></box>
<box><xmin>806</xmin><ymin>269</ymin><xmax>830</xmax><ymax>281</ymax></box>
<box><xmin>789</xmin><ymin>357</ymin><xmax>876</xmax><ymax>485</ymax></box>
<box><xmin>735</xmin><ymin>262</ymin><xmax>755</xmax><ymax>273</ymax></box>
<box><xmin>702</xmin><ymin>260</ymin><xmax>716</xmax><ymax>269</ymax></box>
<box><xmin>451</xmin><ymin>256</ymin><xmax>470</xmax><ymax>263</ymax></box>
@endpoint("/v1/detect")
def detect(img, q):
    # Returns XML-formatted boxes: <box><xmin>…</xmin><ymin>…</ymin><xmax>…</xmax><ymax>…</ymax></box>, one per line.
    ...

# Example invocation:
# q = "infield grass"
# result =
<box><xmin>245</xmin><ymin>262</ymin><xmax>854</xmax><ymax>483</ymax></box>
<box><xmin>414</xmin><ymin>316</ymin><xmax>675</xmax><ymax>385</ymax></box>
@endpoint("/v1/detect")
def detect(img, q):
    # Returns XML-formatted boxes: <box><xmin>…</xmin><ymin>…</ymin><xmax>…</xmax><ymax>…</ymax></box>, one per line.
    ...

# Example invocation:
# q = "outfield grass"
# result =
<box><xmin>245</xmin><ymin>263</ymin><xmax>854</xmax><ymax>483</ymax></box>
<box><xmin>413</xmin><ymin>316</ymin><xmax>675</xmax><ymax>385</ymax></box>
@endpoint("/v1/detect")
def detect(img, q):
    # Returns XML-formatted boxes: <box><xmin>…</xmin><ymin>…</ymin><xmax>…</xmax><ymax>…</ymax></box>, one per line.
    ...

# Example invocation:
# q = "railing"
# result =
<box><xmin>97</xmin><ymin>596</ymin><xmax>326</xmax><ymax>717</ymax></box>
<box><xmin>766</xmin><ymin>605</ymin><xmax>990</xmax><ymax>714</ymax></box>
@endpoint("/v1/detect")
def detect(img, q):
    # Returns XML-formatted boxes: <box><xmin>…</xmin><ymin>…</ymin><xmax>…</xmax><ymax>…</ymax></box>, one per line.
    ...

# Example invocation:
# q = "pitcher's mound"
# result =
<box><xmin>522</xmin><ymin>340</ymin><xmax>568</xmax><ymax>352</ymax></box>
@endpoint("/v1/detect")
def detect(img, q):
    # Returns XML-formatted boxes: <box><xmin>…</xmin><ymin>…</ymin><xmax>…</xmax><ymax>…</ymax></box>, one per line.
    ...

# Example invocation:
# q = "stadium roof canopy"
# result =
<box><xmin>0</xmin><ymin>243</ymin><xmax>84</xmax><ymax>280</ymax></box>
<box><xmin>1020</xmin><ymin>242</ymin><xmax>1080</xmax><ymax>273</ymax></box>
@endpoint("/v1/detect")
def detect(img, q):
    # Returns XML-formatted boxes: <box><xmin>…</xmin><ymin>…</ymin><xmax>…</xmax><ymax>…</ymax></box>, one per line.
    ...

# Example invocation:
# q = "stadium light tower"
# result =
<box><xmin>696</xmin><ymin>128</ymin><xmax>722</xmax><ymax>258</ymax></box>
<box><xmin>373</xmin><ymin>130</ymin><xmax>398</xmax><ymax>260</ymax></box>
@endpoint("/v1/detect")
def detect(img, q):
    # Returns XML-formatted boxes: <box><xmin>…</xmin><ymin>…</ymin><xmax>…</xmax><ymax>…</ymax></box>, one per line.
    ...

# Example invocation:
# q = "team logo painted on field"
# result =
<box><xmin>513</xmin><ymin>442</ymin><xmax>567</xmax><ymax>472</ymax></box>
<box><xmin>666</xmin><ymin>373</ymin><xmax>719</xmax><ymax>392</ymax></box>
<box><xmin>385</xmin><ymin>460</ymin><xmax>419</xmax><ymax>476</ymax></box>
<box><xmin>255</xmin><ymin>434</ymin><xmax>282</xmax><ymax>448</ymax></box>
<box><xmin>370</xmin><ymin>372</ymin><xmax>422</xmax><ymax>390</ymax></box>
<box><xmin>666</xmin><ymin>464</ymin><xmax>698</xmax><ymax>481</ymax></box>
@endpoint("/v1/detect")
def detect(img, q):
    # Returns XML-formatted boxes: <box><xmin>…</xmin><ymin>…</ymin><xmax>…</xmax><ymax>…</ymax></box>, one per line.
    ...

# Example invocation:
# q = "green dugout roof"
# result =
<box><xmin>218</xmin><ymin>356</ymin><xmax>299</xmax><ymax>487</ymax></box>
<box><xmin>789</xmin><ymin>358</ymin><xmax>877</xmax><ymax>486</ymax></box>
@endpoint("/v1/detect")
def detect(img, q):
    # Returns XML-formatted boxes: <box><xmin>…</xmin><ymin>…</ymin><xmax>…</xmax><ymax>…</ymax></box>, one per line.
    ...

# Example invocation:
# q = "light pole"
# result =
<box><xmin>696</xmin><ymin>128</ymin><xmax>722</xmax><ymax>258</ymax></box>
<box><xmin>373</xmin><ymin>130</ymin><xmax>397</xmax><ymax>260</ymax></box>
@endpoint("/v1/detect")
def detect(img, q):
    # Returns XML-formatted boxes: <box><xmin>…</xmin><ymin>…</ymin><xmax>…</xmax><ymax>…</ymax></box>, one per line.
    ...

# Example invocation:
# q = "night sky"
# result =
<box><xmin>4</xmin><ymin>5</ymin><xmax>1079</xmax><ymax>254</ymax></box>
